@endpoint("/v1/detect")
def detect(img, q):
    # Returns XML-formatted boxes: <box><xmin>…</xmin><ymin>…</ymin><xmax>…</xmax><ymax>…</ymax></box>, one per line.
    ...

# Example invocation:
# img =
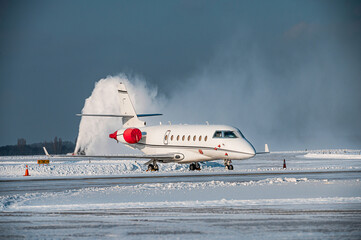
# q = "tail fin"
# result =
<box><xmin>118</xmin><ymin>83</ymin><xmax>145</xmax><ymax>128</ymax></box>
<box><xmin>76</xmin><ymin>83</ymin><xmax>161</xmax><ymax>128</ymax></box>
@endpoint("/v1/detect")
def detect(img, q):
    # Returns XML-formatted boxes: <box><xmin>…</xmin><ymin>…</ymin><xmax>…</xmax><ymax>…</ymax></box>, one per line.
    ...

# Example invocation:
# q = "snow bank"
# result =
<box><xmin>8</xmin><ymin>197</ymin><xmax>361</xmax><ymax>211</ymax></box>
<box><xmin>303</xmin><ymin>153</ymin><xmax>361</xmax><ymax>159</ymax></box>
<box><xmin>0</xmin><ymin>160</ymin><xmax>224</xmax><ymax>178</ymax></box>
<box><xmin>1</xmin><ymin>178</ymin><xmax>360</xmax><ymax>211</ymax></box>
<box><xmin>1</xmin><ymin>150</ymin><xmax>361</xmax><ymax>179</ymax></box>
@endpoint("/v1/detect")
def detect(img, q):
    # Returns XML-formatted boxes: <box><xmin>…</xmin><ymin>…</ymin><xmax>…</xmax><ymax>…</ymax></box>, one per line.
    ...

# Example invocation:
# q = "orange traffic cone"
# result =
<box><xmin>24</xmin><ymin>165</ymin><xmax>30</xmax><ymax>176</ymax></box>
<box><xmin>283</xmin><ymin>159</ymin><xmax>287</xmax><ymax>169</ymax></box>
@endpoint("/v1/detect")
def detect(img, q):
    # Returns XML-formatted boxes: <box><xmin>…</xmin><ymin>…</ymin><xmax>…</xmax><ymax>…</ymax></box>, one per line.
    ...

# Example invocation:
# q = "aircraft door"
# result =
<box><xmin>164</xmin><ymin>130</ymin><xmax>171</xmax><ymax>145</ymax></box>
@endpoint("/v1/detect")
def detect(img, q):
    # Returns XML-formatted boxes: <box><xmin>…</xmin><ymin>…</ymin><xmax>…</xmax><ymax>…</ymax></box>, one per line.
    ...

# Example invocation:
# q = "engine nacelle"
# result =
<box><xmin>123</xmin><ymin>128</ymin><xmax>142</xmax><ymax>144</ymax></box>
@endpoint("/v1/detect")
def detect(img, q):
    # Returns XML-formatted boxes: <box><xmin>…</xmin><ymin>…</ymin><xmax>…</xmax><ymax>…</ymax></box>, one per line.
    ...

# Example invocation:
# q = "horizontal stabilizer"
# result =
<box><xmin>77</xmin><ymin>114</ymin><xmax>132</xmax><ymax>117</ymax></box>
<box><xmin>77</xmin><ymin>83</ymin><xmax>161</xmax><ymax>127</ymax></box>
<box><xmin>136</xmin><ymin>114</ymin><xmax>163</xmax><ymax>117</ymax></box>
<box><xmin>77</xmin><ymin>113</ymin><xmax>162</xmax><ymax>118</ymax></box>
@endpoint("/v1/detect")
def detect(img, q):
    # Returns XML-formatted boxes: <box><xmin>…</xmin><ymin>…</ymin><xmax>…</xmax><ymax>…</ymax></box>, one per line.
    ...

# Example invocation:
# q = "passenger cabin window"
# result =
<box><xmin>204</xmin><ymin>136</ymin><xmax>208</xmax><ymax>141</ymax></box>
<box><xmin>177</xmin><ymin>135</ymin><xmax>180</xmax><ymax>141</ymax></box>
<box><xmin>182</xmin><ymin>135</ymin><xmax>185</xmax><ymax>141</ymax></box>
<box><xmin>171</xmin><ymin>135</ymin><xmax>174</xmax><ymax>141</ymax></box>
<box><xmin>193</xmin><ymin>136</ymin><xmax>196</xmax><ymax>141</ymax></box>
<box><xmin>199</xmin><ymin>136</ymin><xmax>202</xmax><ymax>141</ymax></box>
<box><xmin>187</xmin><ymin>135</ymin><xmax>191</xmax><ymax>141</ymax></box>
<box><xmin>213</xmin><ymin>131</ymin><xmax>238</xmax><ymax>138</ymax></box>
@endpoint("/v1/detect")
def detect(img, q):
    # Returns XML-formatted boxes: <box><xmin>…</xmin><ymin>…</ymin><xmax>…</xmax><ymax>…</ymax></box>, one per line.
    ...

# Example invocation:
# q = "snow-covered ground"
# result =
<box><xmin>2</xmin><ymin>178</ymin><xmax>360</xmax><ymax>211</ymax></box>
<box><xmin>1</xmin><ymin>149</ymin><xmax>360</xmax><ymax>178</ymax></box>
<box><xmin>0</xmin><ymin>150</ymin><xmax>361</xmax><ymax>239</ymax></box>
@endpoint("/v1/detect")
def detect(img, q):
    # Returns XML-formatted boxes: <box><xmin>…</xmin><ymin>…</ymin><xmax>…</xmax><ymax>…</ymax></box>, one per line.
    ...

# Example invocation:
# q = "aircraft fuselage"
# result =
<box><xmin>114</xmin><ymin>124</ymin><xmax>256</xmax><ymax>163</ymax></box>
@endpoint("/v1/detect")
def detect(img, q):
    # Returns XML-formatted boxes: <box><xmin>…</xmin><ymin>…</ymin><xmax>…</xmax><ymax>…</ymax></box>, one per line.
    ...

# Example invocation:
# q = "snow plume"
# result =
<box><xmin>162</xmin><ymin>25</ymin><xmax>361</xmax><ymax>151</ymax></box>
<box><xmin>74</xmin><ymin>74</ymin><xmax>161</xmax><ymax>155</ymax></box>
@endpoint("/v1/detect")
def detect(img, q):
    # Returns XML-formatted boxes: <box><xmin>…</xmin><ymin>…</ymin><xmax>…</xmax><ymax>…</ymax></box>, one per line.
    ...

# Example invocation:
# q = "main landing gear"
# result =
<box><xmin>147</xmin><ymin>162</ymin><xmax>159</xmax><ymax>171</ymax></box>
<box><xmin>189</xmin><ymin>162</ymin><xmax>201</xmax><ymax>171</ymax></box>
<box><xmin>224</xmin><ymin>159</ymin><xmax>234</xmax><ymax>170</ymax></box>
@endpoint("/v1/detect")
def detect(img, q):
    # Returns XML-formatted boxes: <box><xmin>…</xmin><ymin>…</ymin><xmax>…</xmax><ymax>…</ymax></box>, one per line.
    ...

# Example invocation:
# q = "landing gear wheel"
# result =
<box><xmin>190</xmin><ymin>162</ymin><xmax>201</xmax><ymax>171</ymax></box>
<box><xmin>189</xmin><ymin>163</ymin><xmax>196</xmax><ymax>171</ymax></box>
<box><xmin>147</xmin><ymin>164</ymin><xmax>159</xmax><ymax>171</ymax></box>
<box><xmin>195</xmin><ymin>162</ymin><xmax>201</xmax><ymax>171</ymax></box>
<box><xmin>224</xmin><ymin>159</ymin><xmax>233</xmax><ymax>170</ymax></box>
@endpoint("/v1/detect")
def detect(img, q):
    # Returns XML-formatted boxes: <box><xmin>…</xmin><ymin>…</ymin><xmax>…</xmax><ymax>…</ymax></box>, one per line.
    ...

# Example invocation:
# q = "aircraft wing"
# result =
<box><xmin>43</xmin><ymin>147</ymin><xmax>183</xmax><ymax>163</ymax></box>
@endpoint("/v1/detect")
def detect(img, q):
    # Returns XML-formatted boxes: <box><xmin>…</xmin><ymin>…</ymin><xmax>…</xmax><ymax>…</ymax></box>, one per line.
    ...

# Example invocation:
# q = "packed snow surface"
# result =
<box><xmin>1</xmin><ymin>149</ymin><xmax>360</xmax><ymax>239</ymax></box>
<box><xmin>1</xmin><ymin>178</ymin><xmax>360</xmax><ymax>211</ymax></box>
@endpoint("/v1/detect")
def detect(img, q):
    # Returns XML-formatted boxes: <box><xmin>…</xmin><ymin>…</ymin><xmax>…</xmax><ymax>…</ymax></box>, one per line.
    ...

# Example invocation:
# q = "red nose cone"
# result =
<box><xmin>109</xmin><ymin>131</ymin><xmax>118</xmax><ymax>141</ymax></box>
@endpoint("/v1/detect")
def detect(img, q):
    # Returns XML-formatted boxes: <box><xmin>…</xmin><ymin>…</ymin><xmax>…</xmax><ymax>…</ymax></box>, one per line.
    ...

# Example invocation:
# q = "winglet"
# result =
<box><xmin>256</xmin><ymin>144</ymin><xmax>270</xmax><ymax>154</ymax></box>
<box><xmin>265</xmin><ymin>144</ymin><xmax>269</xmax><ymax>153</ymax></box>
<box><xmin>43</xmin><ymin>147</ymin><xmax>50</xmax><ymax>157</ymax></box>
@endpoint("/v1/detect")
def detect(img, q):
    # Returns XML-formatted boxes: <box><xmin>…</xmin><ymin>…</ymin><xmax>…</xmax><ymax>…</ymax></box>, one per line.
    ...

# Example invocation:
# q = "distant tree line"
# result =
<box><xmin>0</xmin><ymin>137</ymin><xmax>75</xmax><ymax>156</ymax></box>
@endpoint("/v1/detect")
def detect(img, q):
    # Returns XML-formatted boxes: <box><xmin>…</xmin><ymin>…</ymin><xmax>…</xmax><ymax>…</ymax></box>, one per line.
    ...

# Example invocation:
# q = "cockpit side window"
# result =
<box><xmin>213</xmin><ymin>131</ymin><xmax>223</xmax><ymax>138</ymax></box>
<box><xmin>236</xmin><ymin>128</ymin><xmax>245</xmax><ymax>138</ymax></box>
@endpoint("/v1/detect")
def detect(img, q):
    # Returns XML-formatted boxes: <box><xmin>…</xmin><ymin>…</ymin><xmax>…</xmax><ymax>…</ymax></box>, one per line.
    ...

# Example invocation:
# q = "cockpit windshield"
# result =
<box><xmin>224</xmin><ymin>131</ymin><xmax>237</xmax><ymax>138</ymax></box>
<box><xmin>213</xmin><ymin>130</ymin><xmax>238</xmax><ymax>138</ymax></box>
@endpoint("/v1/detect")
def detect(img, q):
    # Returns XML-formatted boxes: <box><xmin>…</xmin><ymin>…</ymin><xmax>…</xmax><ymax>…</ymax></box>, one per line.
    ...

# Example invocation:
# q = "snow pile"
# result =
<box><xmin>74</xmin><ymin>74</ymin><xmax>162</xmax><ymax>155</ymax></box>
<box><xmin>5</xmin><ymin>197</ymin><xmax>361</xmax><ymax>211</ymax></box>
<box><xmin>1</xmin><ymin>178</ymin><xmax>360</xmax><ymax>211</ymax></box>
<box><xmin>303</xmin><ymin>153</ymin><xmax>361</xmax><ymax>159</ymax></box>
<box><xmin>308</xmin><ymin>149</ymin><xmax>361</xmax><ymax>154</ymax></box>
<box><xmin>1</xmin><ymin>150</ymin><xmax>361</xmax><ymax>179</ymax></box>
<box><xmin>0</xmin><ymin>160</ymin><xmax>226</xmax><ymax>178</ymax></box>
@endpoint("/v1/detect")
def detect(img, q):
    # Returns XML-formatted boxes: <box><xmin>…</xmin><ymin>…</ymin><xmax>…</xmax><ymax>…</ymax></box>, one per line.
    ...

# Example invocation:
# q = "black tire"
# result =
<box><xmin>153</xmin><ymin>164</ymin><xmax>159</xmax><ymax>171</ymax></box>
<box><xmin>195</xmin><ymin>162</ymin><xmax>201</xmax><ymax>170</ymax></box>
<box><xmin>227</xmin><ymin>165</ymin><xmax>234</xmax><ymax>170</ymax></box>
<box><xmin>189</xmin><ymin>163</ymin><xmax>195</xmax><ymax>171</ymax></box>
<box><xmin>148</xmin><ymin>164</ymin><xmax>154</xmax><ymax>171</ymax></box>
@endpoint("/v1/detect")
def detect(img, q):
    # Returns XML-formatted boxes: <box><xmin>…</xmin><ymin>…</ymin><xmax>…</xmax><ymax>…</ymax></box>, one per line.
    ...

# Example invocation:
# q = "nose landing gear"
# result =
<box><xmin>189</xmin><ymin>162</ymin><xmax>201</xmax><ymax>171</ymax></box>
<box><xmin>224</xmin><ymin>159</ymin><xmax>234</xmax><ymax>170</ymax></box>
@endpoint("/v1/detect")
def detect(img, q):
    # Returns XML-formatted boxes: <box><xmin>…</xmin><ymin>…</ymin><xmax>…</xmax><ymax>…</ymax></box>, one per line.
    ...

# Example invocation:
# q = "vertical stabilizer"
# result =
<box><xmin>118</xmin><ymin>83</ymin><xmax>145</xmax><ymax>128</ymax></box>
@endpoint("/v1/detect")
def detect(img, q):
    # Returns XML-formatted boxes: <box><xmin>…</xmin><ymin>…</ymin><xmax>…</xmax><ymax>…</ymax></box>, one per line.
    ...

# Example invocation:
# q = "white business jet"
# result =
<box><xmin>44</xmin><ymin>83</ymin><xmax>268</xmax><ymax>171</ymax></box>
